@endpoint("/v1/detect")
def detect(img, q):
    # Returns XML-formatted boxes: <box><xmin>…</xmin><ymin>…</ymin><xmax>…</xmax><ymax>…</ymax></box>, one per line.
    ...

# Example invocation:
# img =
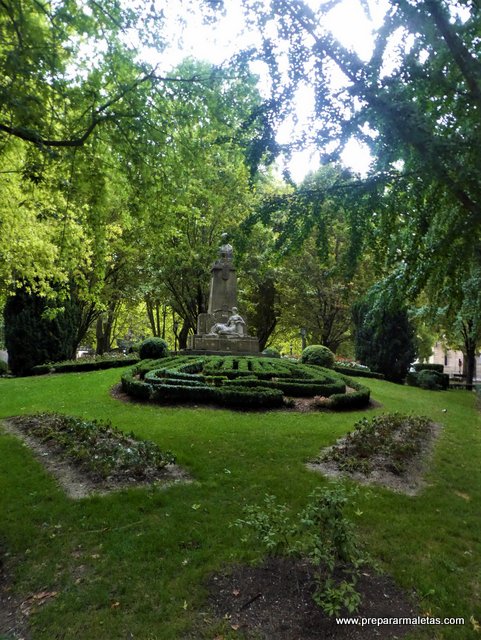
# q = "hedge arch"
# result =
<box><xmin>120</xmin><ymin>356</ymin><xmax>371</xmax><ymax>410</ymax></box>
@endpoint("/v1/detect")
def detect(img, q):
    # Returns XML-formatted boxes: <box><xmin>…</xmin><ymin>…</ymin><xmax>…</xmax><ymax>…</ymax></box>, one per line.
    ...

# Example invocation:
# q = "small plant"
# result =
<box><xmin>139</xmin><ymin>337</ymin><xmax>169</xmax><ymax>360</ymax></box>
<box><xmin>234</xmin><ymin>484</ymin><xmax>366</xmax><ymax>617</ymax></box>
<box><xmin>301</xmin><ymin>345</ymin><xmax>335</xmax><ymax>369</ymax></box>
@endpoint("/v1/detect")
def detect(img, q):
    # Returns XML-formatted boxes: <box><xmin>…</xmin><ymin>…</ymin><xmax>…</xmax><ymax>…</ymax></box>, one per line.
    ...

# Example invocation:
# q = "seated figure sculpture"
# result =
<box><xmin>208</xmin><ymin>307</ymin><xmax>246</xmax><ymax>337</ymax></box>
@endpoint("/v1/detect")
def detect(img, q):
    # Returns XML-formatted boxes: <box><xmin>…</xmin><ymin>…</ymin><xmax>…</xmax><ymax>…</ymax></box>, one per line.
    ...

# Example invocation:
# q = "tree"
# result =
<box><xmin>4</xmin><ymin>288</ymin><xmax>80</xmax><ymax>375</ymax></box>
<box><xmin>225</xmin><ymin>0</ymin><xmax>481</xmax><ymax>377</ymax></box>
<box><xmin>352</xmin><ymin>293</ymin><xmax>417</xmax><ymax>383</ymax></box>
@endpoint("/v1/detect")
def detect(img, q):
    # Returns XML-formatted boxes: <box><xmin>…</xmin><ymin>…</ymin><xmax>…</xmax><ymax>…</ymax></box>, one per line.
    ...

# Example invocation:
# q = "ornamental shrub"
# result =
<box><xmin>0</xmin><ymin>360</ymin><xmax>8</xmax><ymax>375</ymax></box>
<box><xmin>139</xmin><ymin>337</ymin><xmax>169</xmax><ymax>360</ymax></box>
<box><xmin>412</xmin><ymin>363</ymin><xmax>444</xmax><ymax>373</ymax></box>
<box><xmin>301</xmin><ymin>345</ymin><xmax>335</xmax><ymax>369</ymax></box>
<box><xmin>410</xmin><ymin>369</ymin><xmax>449</xmax><ymax>391</ymax></box>
<box><xmin>262</xmin><ymin>347</ymin><xmax>281</xmax><ymax>358</ymax></box>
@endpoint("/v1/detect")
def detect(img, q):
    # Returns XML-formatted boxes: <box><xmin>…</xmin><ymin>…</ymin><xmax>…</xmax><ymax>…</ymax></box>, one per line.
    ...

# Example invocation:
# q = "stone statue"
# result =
<box><xmin>219</xmin><ymin>232</ymin><xmax>233</xmax><ymax>262</ymax></box>
<box><xmin>208</xmin><ymin>307</ymin><xmax>246</xmax><ymax>337</ymax></box>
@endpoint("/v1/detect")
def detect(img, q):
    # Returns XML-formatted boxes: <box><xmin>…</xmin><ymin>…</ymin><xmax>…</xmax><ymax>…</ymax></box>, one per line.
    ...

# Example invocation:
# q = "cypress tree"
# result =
<box><xmin>4</xmin><ymin>288</ymin><xmax>80</xmax><ymax>375</ymax></box>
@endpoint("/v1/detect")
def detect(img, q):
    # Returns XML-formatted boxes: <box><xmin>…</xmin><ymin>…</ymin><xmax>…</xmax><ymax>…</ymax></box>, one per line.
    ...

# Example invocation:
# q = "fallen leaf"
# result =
<box><xmin>232</xmin><ymin>589</ymin><xmax>240</xmax><ymax>597</ymax></box>
<box><xmin>111</xmin><ymin>601</ymin><xmax>120</xmax><ymax>609</ymax></box>
<box><xmin>470</xmin><ymin>615</ymin><xmax>480</xmax><ymax>632</ymax></box>
<box><xmin>454</xmin><ymin>491</ymin><xmax>471</xmax><ymax>501</ymax></box>
<box><xmin>231</xmin><ymin>624</ymin><xmax>240</xmax><ymax>631</ymax></box>
<box><xmin>183</xmin><ymin>600</ymin><xmax>188</xmax><ymax>610</ymax></box>
<box><xmin>192</xmin><ymin>503</ymin><xmax>201</xmax><ymax>510</ymax></box>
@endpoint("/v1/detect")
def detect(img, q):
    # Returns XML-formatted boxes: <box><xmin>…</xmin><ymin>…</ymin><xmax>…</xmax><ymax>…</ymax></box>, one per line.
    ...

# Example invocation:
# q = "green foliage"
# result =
<box><xmin>352</xmin><ymin>296</ymin><xmax>417</xmax><ymax>383</ymax></box>
<box><xmin>234</xmin><ymin>484</ymin><xmax>366</xmax><ymax>617</ymax></box>
<box><xmin>139</xmin><ymin>338</ymin><xmax>169</xmax><ymax>360</ymax></box>
<box><xmin>121</xmin><ymin>355</ymin><xmax>367</xmax><ymax>409</ymax></box>
<box><xmin>327</xmin><ymin>377</ymin><xmax>371</xmax><ymax>410</ymax></box>
<box><xmin>0</xmin><ymin>360</ymin><xmax>7</xmax><ymax>375</ymax></box>
<box><xmin>301</xmin><ymin>345</ymin><xmax>335</xmax><ymax>369</ymax></box>
<box><xmin>261</xmin><ymin>347</ymin><xmax>281</xmax><ymax>358</ymax></box>
<box><xmin>30</xmin><ymin>355</ymin><xmax>139</xmax><ymax>376</ymax></box>
<box><xmin>322</xmin><ymin>413</ymin><xmax>432</xmax><ymax>475</ymax></box>
<box><xmin>4</xmin><ymin>288</ymin><xmax>80</xmax><ymax>376</ymax></box>
<box><xmin>406</xmin><ymin>370</ymin><xmax>449</xmax><ymax>391</ymax></box>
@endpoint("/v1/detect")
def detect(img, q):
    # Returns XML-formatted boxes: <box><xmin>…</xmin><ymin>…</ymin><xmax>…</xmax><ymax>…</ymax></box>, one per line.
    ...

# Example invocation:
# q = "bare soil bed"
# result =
<box><xmin>208</xmin><ymin>557</ymin><xmax>417</xmax><ymax>639</ymax></box>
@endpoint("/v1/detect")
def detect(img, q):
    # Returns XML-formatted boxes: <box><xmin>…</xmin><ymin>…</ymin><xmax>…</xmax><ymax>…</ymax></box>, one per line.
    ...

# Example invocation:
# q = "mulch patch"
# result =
<box><xmin>208</xmin><ymin>557</ymin><xmax>417</xmax><ymax>639</ymax></box>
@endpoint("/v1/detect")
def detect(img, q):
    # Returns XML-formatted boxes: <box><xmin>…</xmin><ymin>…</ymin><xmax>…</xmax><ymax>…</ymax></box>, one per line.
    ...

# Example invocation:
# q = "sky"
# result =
<box><xmin>127</xmin><ymin>0</ymin><xmax>391</xmax><ymax>182</ymax></box>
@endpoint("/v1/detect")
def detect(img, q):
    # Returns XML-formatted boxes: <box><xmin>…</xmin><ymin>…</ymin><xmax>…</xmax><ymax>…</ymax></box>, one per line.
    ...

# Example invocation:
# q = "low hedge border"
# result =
<box><xmin>333</xmin><ymin>366</ymin><xmax>385</xmax><ymax>380</ymax></box>
<box><xmin>32</xmin><ymin>356</ymin><xmax>140</xmax><ymax>376</ymax></box>
<box><xmin>328</xmin><ymin>376</ymin><xmax>371</xmax><ymax>410</ymax></box>
<box><xmin>412</xmin><ymin>363</ymin><xmax>444</xmax><ymax>373</ymax></box>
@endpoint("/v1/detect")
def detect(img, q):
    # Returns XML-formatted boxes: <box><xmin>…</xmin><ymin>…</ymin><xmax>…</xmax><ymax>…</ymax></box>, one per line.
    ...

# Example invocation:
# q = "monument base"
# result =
<box><xmin>187</xmin><ymin>334</ymin><xmax>259</xmax><ymax>354</ymax></box>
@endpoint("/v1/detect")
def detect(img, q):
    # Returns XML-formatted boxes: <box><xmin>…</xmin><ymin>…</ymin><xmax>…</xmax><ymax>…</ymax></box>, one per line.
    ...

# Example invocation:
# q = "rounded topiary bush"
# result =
<box><xmin>139</xmin><ymin>338</ymin><xmax>169</xmax><ymax>360</ymax></box>
<box><xmin>262</xmin><ymin>347</ymin><xmax>281</xmax><ymax>358</ymax></box>
<box><xmin>301</xmin><ymin>345</ymin><xmax>335</xmax><ymax>369</ymax></box>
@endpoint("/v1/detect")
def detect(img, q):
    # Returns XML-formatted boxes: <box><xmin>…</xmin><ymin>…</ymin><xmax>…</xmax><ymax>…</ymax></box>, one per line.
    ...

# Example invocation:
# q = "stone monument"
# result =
<box><xmin>187</xmin><ymin>233</ymin><xmax>259</xmax><ymax>354</ymax></box>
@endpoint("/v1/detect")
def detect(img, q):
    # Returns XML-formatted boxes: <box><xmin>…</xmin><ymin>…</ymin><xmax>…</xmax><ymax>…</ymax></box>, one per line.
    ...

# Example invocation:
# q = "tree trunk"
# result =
<box><xmin>178</xmin><ymin>321</ymin><xmax>191</xmax><ymax>350</ymax></box>
<box><xmin>462</xmin><ymin>320</ymin><xmax>477</xmax><ymax>390</ymax></box>
<box><xmin>95</xmin><ymin>303</ymin><xmax>118</xmax><ymax>355</ymax></box>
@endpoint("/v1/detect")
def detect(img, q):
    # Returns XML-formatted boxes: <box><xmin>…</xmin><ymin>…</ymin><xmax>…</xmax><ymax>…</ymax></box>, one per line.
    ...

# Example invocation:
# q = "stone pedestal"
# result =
<box><xmin>208</xmin><ymin>261</ymin><xmax>237</xmax><ymax>315</ymax></box>
<box><xmin>187</xmin><ymin>334</ymin><xmax>259</xmax><ymax>354</ymax></box>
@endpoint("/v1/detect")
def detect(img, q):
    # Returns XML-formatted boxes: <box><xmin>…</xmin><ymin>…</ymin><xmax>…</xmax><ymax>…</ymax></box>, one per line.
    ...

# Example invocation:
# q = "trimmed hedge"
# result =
<box><xmin>31</xmin><ymin>356</ymin><xmax>140</xmax><ymax>375</ymax></box>
<box><xmin>261</xmin><ymin>347</ymin><xmax>281</xmax><ymax>358</ymax></box>
<box><xmin>139</xmin><ymin>338</ymin><xmax>169</xmax><ymax>360</ymax></box>
<box><xmin>412</xmin><ymin>363</ymin><xmax>444</xmax><ymax>373</ymax></box>
<box><xmin>301</xmin><ymin>345</ymin><xmax>335</xmax><ymax>369</ymax></box>
<box><xmin>328</xmin><ymin>376</ymin><xmax>371</xmax><ymax>410</ymax></box>
<box><xmin>333</xmin><ymin>366</ymin><xmax>385</xmax><ymax>380</ymax></box>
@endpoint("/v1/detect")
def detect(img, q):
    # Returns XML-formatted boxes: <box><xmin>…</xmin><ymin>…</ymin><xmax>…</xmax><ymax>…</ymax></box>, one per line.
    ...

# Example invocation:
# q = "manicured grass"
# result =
<box><xmin>0</xmin><ymin>369</ymin><xmax>480</xmax><ymax>638</ymax></box>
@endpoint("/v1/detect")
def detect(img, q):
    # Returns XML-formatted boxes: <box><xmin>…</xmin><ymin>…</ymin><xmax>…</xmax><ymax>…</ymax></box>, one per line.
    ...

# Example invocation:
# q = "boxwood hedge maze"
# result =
<box><xmin>120</xmin><ymin>356</ymin><xmax>371</xmax><ymax>410</ymax></box>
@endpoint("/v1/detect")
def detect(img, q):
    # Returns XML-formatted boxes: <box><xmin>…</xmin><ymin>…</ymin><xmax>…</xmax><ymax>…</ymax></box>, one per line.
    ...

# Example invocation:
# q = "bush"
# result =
<box><xmin>139</xmin><ymin>338</ymin><xmax>169</xmax><ymax>360</ymax></box>
<box><xmin>0</xmin><ymin>360</ymin><xmax>8</xmax><ymax>375</ymax></box>
<box><xmin>407</xmin><ymin>369</ymin><xmax>448</xmax><ymax>391</ymax></box>
<box><xmin>301</xmin><ymin>345</ymin><xmax>335</xmax><ymax>369</ymax></box>
<box><xmin>262</xmin><ymin>347</ymin><xmax>281</xmax><ymax>358</ymax></box>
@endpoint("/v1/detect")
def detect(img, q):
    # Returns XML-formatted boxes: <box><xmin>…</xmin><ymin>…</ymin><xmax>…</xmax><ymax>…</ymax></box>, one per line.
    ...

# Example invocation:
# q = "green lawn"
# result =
<box><xmin>0</xmin><ymin>369</ymin><xmax>480</xmax><ymax>639</ymax></box>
